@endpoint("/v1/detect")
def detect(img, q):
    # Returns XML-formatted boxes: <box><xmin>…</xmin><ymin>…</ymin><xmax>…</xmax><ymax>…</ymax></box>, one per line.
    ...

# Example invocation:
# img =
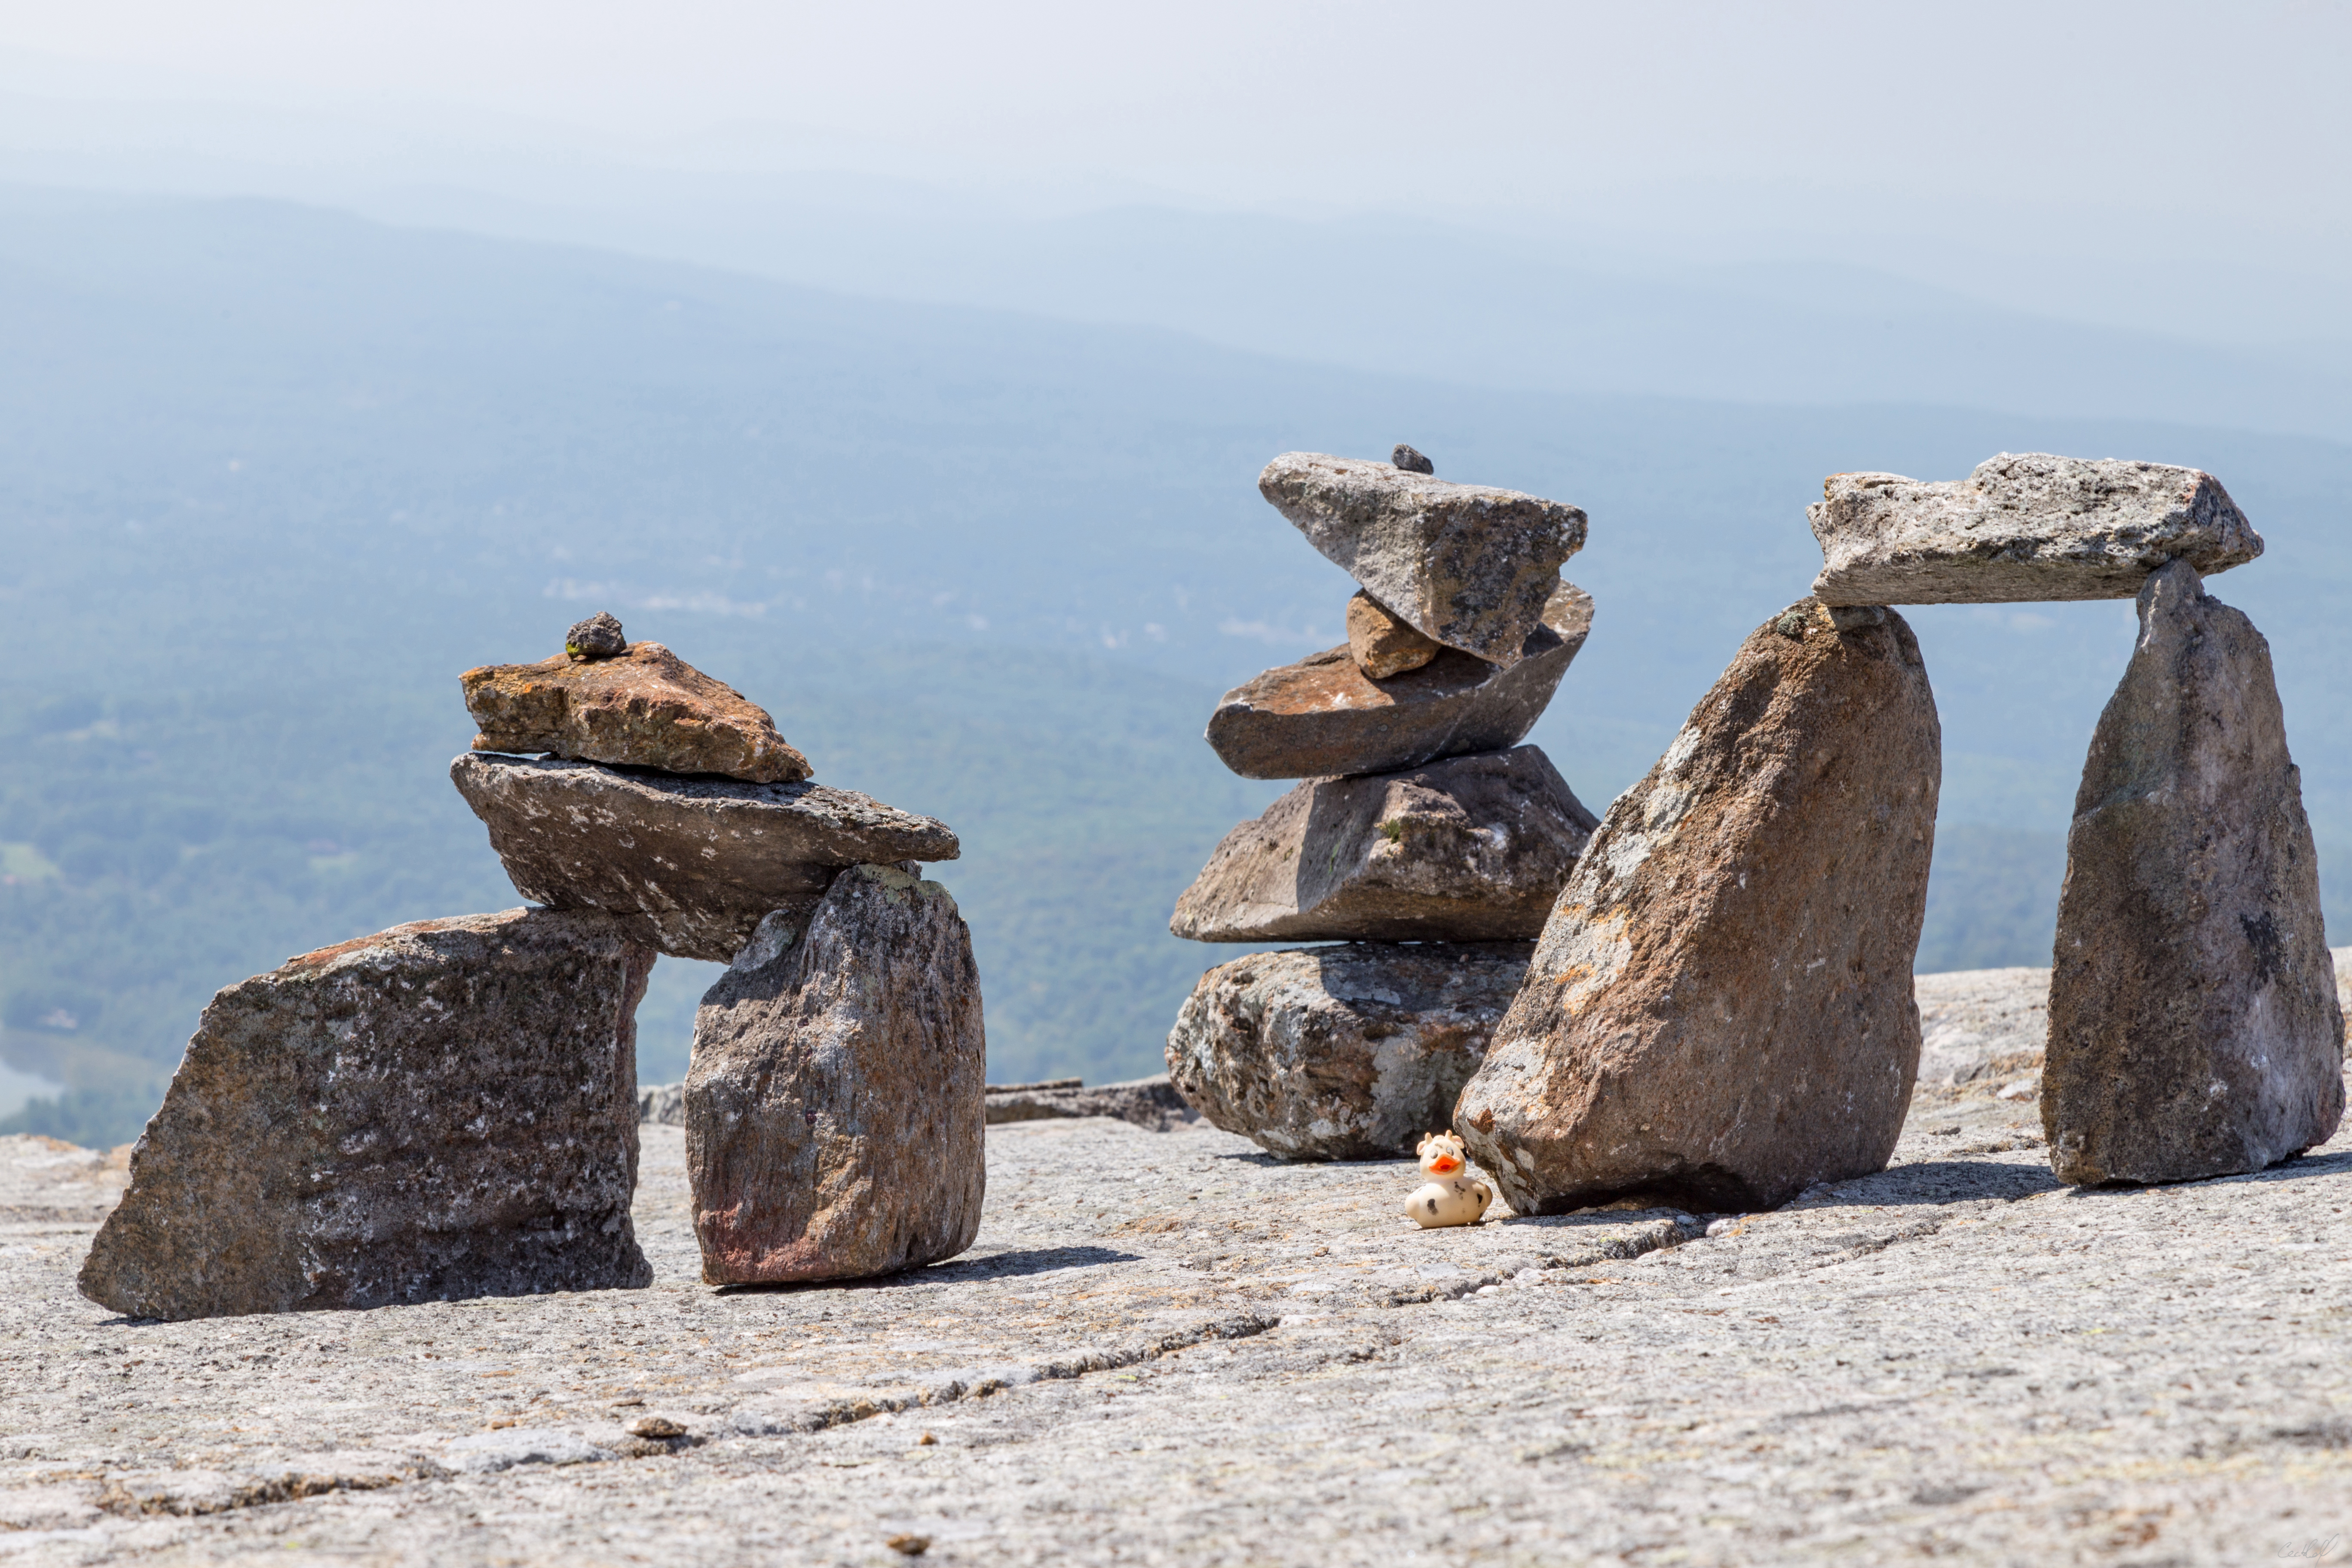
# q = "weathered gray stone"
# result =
<box><xmin>450</xmin><ymin>753</ymin><xmax>959</xmax><ymax>962</ymax></box>
<box><xmin>2044</xmin><ymin>560</ymin><xmax>2345</xmax><ymax>1185</ymax></box>
<box><xmin>564</xmin><ymin>611</ymin><xmax>628</xmax><ymax>660</ymax></box>
<box><xmin>686</xmin><ymin>865</ymin><xmax>986</xmax><ymax>1284</ymax></box>
<box><xmin>78</xmin><ymin>909</ymin><xmax>655</xmax><ymax>1322</ymax></box>
<box><xmin>983</xmin><ymin>1075</ymin><xmax>1200</xmax><ymax>1131</ymax></box>
<box><xmin>639</xmin><ymin>1082</ymin><xmax>686</xmax><ymax>1126</ymax></box>
<box><xmin>1207</xmin><ymin>580</ymin><xmax>1592</xmax><ymax>780</ymax></box>
<box><xmin>1345</xmin><ymin>589</ymin><xmax>1442</xmax><ymax>679</ymax></box>
<box><xmin>1810</xmin><ymin>452</ymin><xmax>2263</xmax><ymax>606</ymax></box>
<box><xmin>1455</xmin><ymin>598</ymin><xmax>1941</xmax><ymax>1214</ymax></box>
<box><xmin>1170</xmin><ymin>746</ymin><xmax>1598</xmax><ymax>943</ymax></box>
<box><xmin>1259</xmin><ymin>453</ymin><xmax>1586</xmax><ymax>666</ymax></box>
<box><xmin>463</xmin><ymin>640</ymin><xmax>811</xmax><ymax>784</ymax></box>
<box><xmin>1390</xmin><ymin>443</ymin><xmax>1434</xmax><ymax>475</ymax></box>
<box><xmin>1165</xmin><ymin>942</ymin><xmax>1534</xmax><ymax>1160</ymax></box>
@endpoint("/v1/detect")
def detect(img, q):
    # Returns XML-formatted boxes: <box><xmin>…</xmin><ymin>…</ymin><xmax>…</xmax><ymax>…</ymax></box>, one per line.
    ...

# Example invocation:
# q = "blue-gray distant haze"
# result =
<box><xmin>0</xmin><ymin>2</ymin><xmax>2346</xmax><ymax>1141</ymax></box>
<box><xmin>4</xmin><ymin>189</ymin><xmax>2350</xmax><ymax>1146</ymax></box>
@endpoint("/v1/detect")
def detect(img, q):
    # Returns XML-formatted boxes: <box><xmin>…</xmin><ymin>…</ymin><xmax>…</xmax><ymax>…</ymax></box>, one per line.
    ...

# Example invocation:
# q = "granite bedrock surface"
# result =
<box><xmin>0</xmin><ymin>988</ymin><xmax>2348</xmax><ymax>1567</ymax></box>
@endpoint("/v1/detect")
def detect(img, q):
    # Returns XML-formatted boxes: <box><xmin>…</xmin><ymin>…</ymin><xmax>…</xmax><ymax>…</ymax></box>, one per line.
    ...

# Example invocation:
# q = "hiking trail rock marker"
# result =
<box><xmin>1170</xmin><ymin>448</ymin><xmax>1600</xmax><ymax>1158</ymax></box>
<box><xmin>84</xmin><ymin>613</ymin><xmax>977</xmax><ymax>1317</ymax></box>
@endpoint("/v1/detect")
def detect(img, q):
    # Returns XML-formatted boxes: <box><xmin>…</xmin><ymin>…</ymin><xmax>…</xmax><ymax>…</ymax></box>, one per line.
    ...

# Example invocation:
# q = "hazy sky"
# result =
<box><xmin>5</xmin><ymin>1</ymin><xmax>2349</xmax><ymax>359</ymax></box>
<box><xmin>9</xmin><ymin>0</ymin><xmax>2348</xmax><ymax>227</ymax></box>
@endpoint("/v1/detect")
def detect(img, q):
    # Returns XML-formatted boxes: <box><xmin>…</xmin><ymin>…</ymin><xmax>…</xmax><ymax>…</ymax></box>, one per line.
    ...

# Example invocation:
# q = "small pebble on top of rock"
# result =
<box><xmin>1392</xmin><ymin>444</ymin><xmax>1434</xmax><ymax>474</ymax></box>
<box><xmin>565</xmin><ymin>611</ymin><xmax>628</xmax><ymax>661</ymax></box>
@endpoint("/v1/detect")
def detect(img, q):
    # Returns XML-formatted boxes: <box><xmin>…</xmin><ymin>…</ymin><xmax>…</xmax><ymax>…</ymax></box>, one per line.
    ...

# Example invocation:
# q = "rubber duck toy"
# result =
<box><xmin>1404</xmin><ymin>1131</ymin><xmax>1492</xmax><ymax>1228</ymax></box>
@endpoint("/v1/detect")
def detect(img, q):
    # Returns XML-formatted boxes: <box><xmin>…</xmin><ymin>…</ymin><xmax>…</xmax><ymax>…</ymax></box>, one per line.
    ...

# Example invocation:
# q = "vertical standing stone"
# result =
<box><xmin>687</xmin><ymin>865</ymin><xmax>986</xmax><ymax>1284</ymax></box>
<box><xmin>79</xmin><ymin>910</ymin><xmax>655</xmax><ymax>1321</ymax></box>
<box><xmin>2045</xmin><ymin>560</ymin><xmax>2344</xmax><ymax>1184</ymax></box>
<box><xmin>1454</xmin><ymin>600</ymin><xmax>1941</xmax><ymax>1213</ymax></box>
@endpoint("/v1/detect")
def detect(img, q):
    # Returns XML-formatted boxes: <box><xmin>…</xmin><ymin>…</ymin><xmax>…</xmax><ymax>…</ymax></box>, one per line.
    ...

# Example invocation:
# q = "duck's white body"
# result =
<box><xmin>1404</xmin><ymin>1131</ymin><xmax>1492</xmax><ymax>1228</ymax></box>
<box><xmin>1404</xmin><ymin>1174</ymin><xmax>1492</xmax><ymax>1228</ymax></box>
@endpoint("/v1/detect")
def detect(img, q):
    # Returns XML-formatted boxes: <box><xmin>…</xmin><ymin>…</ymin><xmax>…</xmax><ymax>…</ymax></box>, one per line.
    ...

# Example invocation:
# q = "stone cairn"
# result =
<box><xmin>1455</xmin><ymin>452</ymin><xmax>2341</xmax><ymax>1215</ymax></box>
<box><xmin>1164</xmin><ymin>447</ymin><xmax>1603</xmax><ymax>1159</ymax></box>
<box><xmin>80</xmin><ymin>613</ymin><xmax>982</xmax><ymax>1321</ymax></box>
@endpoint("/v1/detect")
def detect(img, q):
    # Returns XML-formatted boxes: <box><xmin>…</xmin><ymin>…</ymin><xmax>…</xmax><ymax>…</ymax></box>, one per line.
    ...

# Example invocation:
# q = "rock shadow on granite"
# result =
<box><xmin>2055</xmin><ymin>1144</ymin><xmax>2352</xmax><ymax>1196</ymax></box>
<box><xmin>1828</xmin><ymin>1159</ymin><xmax>2064</xmax><ymax>1205</ymax></box>
<box><xmin>1487</xmin><ymin>1208</ymin><xmax>1690</xmax><ymax>1233</ymax></box>
<box><xmin>711</xmin><ymin>1244</ymin><xmax>1143</xmax><ymax>1293</ymax></box>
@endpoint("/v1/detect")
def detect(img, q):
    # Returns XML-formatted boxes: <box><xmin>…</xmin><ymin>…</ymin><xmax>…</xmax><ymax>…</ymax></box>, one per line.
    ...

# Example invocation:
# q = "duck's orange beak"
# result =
<box><xmin>1427</xmin><ymin>1154</ymin><xmax>1462</xmax><ymax>1174</ymax></box>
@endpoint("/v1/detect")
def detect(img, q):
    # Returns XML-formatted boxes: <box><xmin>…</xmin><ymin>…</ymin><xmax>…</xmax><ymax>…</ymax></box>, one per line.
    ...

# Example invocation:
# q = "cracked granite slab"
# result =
<box><xmin>2</xmin><ymin>978</ymin><xmax>2349</xmax><ymax>1565</ymax></box>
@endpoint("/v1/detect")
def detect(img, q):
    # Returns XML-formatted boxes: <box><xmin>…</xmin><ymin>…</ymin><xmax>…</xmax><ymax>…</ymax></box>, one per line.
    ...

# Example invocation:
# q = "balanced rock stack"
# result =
<box><xmin>1165</xmin><ymin>447</ymin><xmax>1602</xmax><ymax>1159</ymax></box>
<box><xmin>1455</xmin><ymin>452</ymin><xmax>2338</xmax><ymax>1216</ymax></box>
<box><xmin>1810</xmin><ymin>456</ymin><xmax>2341</xmax><ymax>1185</ymax></box>
<box><xmin>450</xmin><ymin>615</ymin><xmax>986</xmax><ymax>1286</ymax></box>
<box><xmin>79</xmin><ymin>614</ymin><xmax>982</xmax><ymax>1323</ymax></box>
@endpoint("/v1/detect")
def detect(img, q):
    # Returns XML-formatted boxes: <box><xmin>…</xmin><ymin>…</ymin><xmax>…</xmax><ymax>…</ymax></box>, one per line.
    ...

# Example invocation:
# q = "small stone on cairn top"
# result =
<box><xmin>1392</xmin><ymin>444</ymin><xmax>1434</xmax><ymax>474</ymax></box>
<box><xmin>566</xmin><ymin>610</ymin><xmax>628</xmax><ymax>661</ymax></box>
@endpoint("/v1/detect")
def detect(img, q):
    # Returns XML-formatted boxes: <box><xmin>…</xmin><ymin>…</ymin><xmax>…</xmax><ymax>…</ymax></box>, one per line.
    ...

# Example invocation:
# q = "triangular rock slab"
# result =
<box><xmin>1170</xmin><ymin>745</ymin><xmax>1598</xmax><ymax>943</ymax></box>
<box><xmin>1206</xmin><ymin>581</ymin><xmax>1591</xmax><ymax>780</ymax></box>
<box><xmin>1810</xmin><ymin>452</ymin><xmax>2263</xmax><ymax>606</ymax></box>
<box><xmin>462</xmin><ymin>641</ymin><xmax>811</xmax><ymax>784</ymax></box>
<box><xmin>686</xmin><ymin>866</ymin><xmax>986</xmax><ymax>1284</ymax></box>
<box><xmin>1166</xmin><ymin>942</ymin><xmax>1534</xmax><ymax>1161</ymax></box>
<box><xmin>1454</xmin><ymin>600</ymin><xmax>1941</xmax><ymax>1214</ymax></box>
<box><xmin>1260</xmin><ymin>452</ymin><xmax>1587</xmax><ymax>666</ymax></box>
<box><xmin>2044</xmin><ymin>560</ymin><xmax>2345</xmax><ymax>1185</ymax></box>
<box><xmin>451</xmin><ymin>753</ymin><xmax>958</xmax><ymax>962</ymax></box>
<box><xmin>79</xmin><ymin>910</ymin><xmax>655</xmax><ymax>1322</ymax></box>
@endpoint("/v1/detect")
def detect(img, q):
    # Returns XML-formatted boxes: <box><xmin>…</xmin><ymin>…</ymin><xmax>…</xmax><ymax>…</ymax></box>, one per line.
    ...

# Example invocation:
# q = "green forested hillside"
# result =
<box><xmin>4</xmin><ymin>187</ymin><xmax>2349</xmax><ymax>1145</ymax></box>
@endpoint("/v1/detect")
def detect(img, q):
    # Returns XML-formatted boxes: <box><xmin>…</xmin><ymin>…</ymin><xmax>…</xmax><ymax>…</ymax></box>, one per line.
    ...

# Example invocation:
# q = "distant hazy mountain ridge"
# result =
<box><xmin>3</xmin><ymin>186</ymin><xmax>2348</xmax><ymax>1144</ymax></box>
